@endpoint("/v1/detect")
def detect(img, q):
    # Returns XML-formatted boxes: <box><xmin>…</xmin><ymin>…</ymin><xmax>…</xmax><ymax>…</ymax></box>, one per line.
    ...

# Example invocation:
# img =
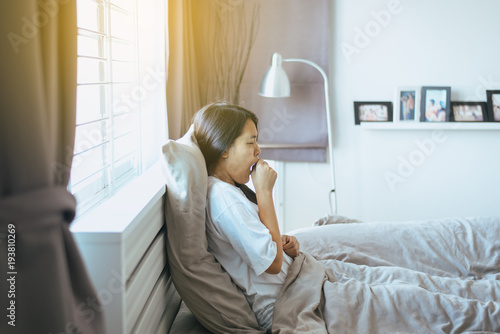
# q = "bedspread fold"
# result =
<box><xmin>272</xmin><ymin>252</ymin><xmax>332</xmax><ymax>333</ymax></box>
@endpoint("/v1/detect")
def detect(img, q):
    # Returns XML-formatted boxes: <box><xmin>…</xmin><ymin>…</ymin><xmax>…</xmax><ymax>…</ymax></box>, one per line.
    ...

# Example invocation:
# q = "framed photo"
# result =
<box><xmin>420</xmin><ymin>86</ymin><xmax>451</xmax><ymax>122</ymax></box>
<box><xmin>354</xmin><ymin>101</ymin><xmax>393</xmax><ymax>125</ymax></box>
<box><xmin>486</xmin><ymin>90</ymin><xmax>500</xmax><ymax>122</ymax></box>
<box><xmin>450</xmin><ymin>102</ymin><xmax>488</xmax><ymax>122</ymax></box>
<box><xmin>394</xmin><ymin>86</ymin><xmax>420</xmax><ymax>122</ymax></box>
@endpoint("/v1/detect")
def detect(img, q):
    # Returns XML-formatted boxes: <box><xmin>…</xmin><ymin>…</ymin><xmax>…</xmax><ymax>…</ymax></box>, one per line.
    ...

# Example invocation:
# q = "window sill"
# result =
<box><xmin>70</xmin><ymin>162</ymin><xmax>166</xmax><ymax>240</ymax></box>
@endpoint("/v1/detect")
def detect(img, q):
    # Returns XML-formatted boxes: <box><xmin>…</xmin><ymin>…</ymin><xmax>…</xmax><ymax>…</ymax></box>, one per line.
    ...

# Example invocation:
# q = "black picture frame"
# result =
<box><xmin>486</xmin><ymin>90</ymin><xmax>500</xmax><ymax>122</ymax></box>
<box><xmin>420</xmin><ymin>86</ymin><xmax>451</xmax><ymax>122</ymax></box>
<box><xmin>449</xmin><ymin>102</ymin><xmax>488</xmax><ymax>122</ymax></box>
<box><xmin>354</xmin><ymin>101</ymin><xmax>393</xmax><ymax>125</ymax></box>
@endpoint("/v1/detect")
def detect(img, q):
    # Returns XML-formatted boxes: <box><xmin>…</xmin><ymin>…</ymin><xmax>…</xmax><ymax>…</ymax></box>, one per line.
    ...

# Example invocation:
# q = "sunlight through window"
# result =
<box><xmin>71</xmin><ymin>0</ymin><xmax>140</xmax><ymax>214</ymax></box>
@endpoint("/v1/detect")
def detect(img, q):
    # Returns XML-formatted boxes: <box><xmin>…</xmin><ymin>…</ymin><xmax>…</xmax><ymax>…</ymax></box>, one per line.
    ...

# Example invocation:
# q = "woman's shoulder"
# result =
<box><xmin>208</xmin><ymin>175</ymin><xmax>232</xmax><ymax>191</ymax></box>
<box><xmin>207</xmin><ymin>176</ymin><xmax>248</xmax><ymax>209</ymax></box>
<box><xmin>208</xmin><ymin>176</ymin><xmax>238</xmax><ymax>197</ymax></box>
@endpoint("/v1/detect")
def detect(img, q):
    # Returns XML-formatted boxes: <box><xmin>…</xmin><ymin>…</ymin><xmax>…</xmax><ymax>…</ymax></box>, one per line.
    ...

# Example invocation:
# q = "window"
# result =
<box><xmin>71</xmin><ymin>0</ymin><xmax>167</xmax><ymax>215</ymax></box>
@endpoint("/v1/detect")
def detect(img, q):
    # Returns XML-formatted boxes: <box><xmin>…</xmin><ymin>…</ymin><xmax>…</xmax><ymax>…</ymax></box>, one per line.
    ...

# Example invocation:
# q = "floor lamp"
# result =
<box><xmin>258</xmin><ymin>52</ymin><xmax>337</xmax><ymax>215</ymax></box>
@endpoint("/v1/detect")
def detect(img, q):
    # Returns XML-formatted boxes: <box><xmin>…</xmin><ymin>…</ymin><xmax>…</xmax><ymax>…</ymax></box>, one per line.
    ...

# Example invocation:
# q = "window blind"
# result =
<box><xmin>71</xmin><ymin>0</ymin><xmax>166</xmax><ymax>215</ymax></box>
<box><xmin>239</xmin><ymin>0</ymin><xmax>330</xmax><ymax>163</ymax></box>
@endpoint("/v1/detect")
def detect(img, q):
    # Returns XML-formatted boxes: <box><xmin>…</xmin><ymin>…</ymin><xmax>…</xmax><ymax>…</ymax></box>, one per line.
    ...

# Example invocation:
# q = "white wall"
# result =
<box><xmin>281</xmin><ymin>0</ymin><xmax>500</xmax><ymax>233</ymax></box>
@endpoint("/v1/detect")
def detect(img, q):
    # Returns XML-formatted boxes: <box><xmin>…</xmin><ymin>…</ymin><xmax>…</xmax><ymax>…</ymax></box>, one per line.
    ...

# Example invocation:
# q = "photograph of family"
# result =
<box><xmin>487</xmin><ymin>91</ymin><xmax>500</xmax><ymax>122</ymax></box>
<box><xmin>450</xmin><ymin>102</ymin><xmax>487</xmax><ymax>122</ymax></box>
<box><xmin>398</xmin><ymin>90</ymin><xmax>416</xmax><ymax>121</ymax></box>
<box><xmin>354</xmin><ymin>102</ymin><xmax>392</xmax><ymax>124</ymax></box>
<box><xmin>421</xmin><ymin>87</ymin><xmax>450</xmax><ymax>122</ymax></box>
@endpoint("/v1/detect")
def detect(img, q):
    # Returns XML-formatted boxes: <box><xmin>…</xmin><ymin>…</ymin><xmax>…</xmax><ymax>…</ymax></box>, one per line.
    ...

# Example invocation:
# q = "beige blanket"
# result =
<box><xmin>272</xmin><ymin>252</ymin><xmax>331</xmax><ymax>333</ymax></box>
<box><xmin>273</xmin><ymin>216</ymin><xmax>500</xmax><ymax>333</ymax></box>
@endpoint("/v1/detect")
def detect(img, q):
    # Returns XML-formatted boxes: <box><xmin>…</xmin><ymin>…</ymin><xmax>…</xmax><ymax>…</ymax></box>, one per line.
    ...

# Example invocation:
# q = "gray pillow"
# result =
<box><xmin>162</xmin><ymin>126</ymin><xmax>266</xmax><ymax>333</ymax></box>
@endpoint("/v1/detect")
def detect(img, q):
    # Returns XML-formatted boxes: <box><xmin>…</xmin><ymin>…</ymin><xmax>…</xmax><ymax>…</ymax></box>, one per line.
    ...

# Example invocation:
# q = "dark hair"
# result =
<box><xmin>193</xmin><ymin>102</ymin><xmax>259</xmax><ymax>175</ymax></box>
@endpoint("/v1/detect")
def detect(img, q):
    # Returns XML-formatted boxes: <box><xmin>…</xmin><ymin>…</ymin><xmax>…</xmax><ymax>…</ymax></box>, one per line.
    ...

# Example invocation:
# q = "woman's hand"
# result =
<box><xmin>251</xmin><ymin>159</ymin><xmax>277</xmax><ymax>195</ymax></box>
<box><xmin>251</xmin><ymin>159</ymin><xmax>282</xmax><ymax>274</ymax></box>
<box><xmin>281</xmin><ymin>235</ymin><xmax>300</xmax><ymax>258</ymax></box>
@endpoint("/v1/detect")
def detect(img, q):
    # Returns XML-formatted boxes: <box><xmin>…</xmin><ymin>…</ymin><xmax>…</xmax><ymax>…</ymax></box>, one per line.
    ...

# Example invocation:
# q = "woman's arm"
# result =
<box><xmin>252</xmin><ymin>159</ymin><xmax>283</xmax><ymax>275</ymax></box>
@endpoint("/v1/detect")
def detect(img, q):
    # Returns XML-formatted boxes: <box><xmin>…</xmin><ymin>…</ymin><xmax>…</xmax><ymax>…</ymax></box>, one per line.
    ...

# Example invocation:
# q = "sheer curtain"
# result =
<box><xmin>166</xmin><ymin>0</ymin><xmax>202</xmax><ymax>140</ymax></box>
<box><xmin>166</xmin><ymin>0</ymin><xmax>259</xmax><ymax>139</ymax></box>
<box><xmin>0</xmin><ymin>1</ymin><xmax>104</xmax><ymax>333</ymax></box>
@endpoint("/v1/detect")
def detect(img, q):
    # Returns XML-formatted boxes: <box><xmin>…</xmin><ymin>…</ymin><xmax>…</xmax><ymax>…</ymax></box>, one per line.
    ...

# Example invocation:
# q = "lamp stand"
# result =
<box><xmin>281</xmin><ymin>58</ymin><xmax>337</xmax><ymax>215</ymax></box>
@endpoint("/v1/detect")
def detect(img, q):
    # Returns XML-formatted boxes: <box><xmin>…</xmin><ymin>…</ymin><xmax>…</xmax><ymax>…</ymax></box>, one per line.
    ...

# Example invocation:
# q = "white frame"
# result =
<box><xmin>394</xmin><ymin>86</ymin><xmax>420</xmax><ymax>123</ymax></box>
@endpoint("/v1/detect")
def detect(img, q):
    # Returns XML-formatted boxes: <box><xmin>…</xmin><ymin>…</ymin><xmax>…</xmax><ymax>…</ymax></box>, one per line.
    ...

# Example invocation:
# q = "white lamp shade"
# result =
<box><xmin>258</xmin><ymin>53</ymin><xmax>290</xmax><ymax>98</ymax></box>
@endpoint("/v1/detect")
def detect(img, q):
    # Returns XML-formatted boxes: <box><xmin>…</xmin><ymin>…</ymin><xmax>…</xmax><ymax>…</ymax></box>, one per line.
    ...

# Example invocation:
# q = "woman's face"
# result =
<box><xmin>217</xmin><ymin>119</ymin><xmax>261</xmax><ymax>185</ymax></box>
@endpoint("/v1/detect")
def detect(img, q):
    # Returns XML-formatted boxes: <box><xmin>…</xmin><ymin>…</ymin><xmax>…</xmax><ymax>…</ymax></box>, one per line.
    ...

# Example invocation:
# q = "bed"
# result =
<box><xmin>162</xmin><ymin>127</ymin><xmax>500</xmax><ymax>334</ymax></box>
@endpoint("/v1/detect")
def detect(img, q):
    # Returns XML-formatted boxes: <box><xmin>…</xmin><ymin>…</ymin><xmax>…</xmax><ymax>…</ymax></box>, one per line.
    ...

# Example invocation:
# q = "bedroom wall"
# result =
<box><xmin>280</xmin><ymin>0</ymin><xmax>500</xmax><ymax>232</ymax></box>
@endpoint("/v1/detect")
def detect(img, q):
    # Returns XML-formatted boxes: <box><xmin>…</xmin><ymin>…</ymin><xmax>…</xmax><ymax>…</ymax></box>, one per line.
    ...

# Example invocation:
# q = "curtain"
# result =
<box><xmin>167</xmin><ymin>0</ymin><xmax>202</xmax><ymax>140</ymax></box>
<box><xmin>0</xmin><ymin>1</ymin><xmax>104</xmax><ymax>333</ymax></box>
<box><xmin>166</xmin><ymin>0</ymin><xmax>260</xmax><ymax>139</ymax></box>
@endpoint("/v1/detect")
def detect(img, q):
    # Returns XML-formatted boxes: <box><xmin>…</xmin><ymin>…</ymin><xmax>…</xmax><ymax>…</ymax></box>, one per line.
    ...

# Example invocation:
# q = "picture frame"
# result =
<box><xmin>354</xmin><ymin>101</ymin><xmax>393</xmax><ymax>125</ymax></box>
<box><xmin>420</xmin><ymin>86</ymin><xmax>451</xmax><ymax>122</ymax></box>
<box><xmin>394</xmin><ymin>86</ymin><xmax>420</xmax><ymax>122</ymax></box>
<box><xmin>486</xmin><ymin>90</ymin><xmax>500</xmax><ymax>122</ymax></box>
<box><xmin>449</xmin><ymin>102</ymin><xmax>488</xmax><ymax>122</ymax></box>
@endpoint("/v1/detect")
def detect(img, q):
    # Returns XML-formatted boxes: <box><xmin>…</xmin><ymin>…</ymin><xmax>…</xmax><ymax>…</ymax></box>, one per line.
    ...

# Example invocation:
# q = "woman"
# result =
<box><xmin>194</xmin><ymin>102</ymin><xmax>299</xmax><ymax>331</ymax></box>
<box><xmin>192</xmin><ymin>103</ymin><xmax>500</xmax><ymax>334</ymax></box>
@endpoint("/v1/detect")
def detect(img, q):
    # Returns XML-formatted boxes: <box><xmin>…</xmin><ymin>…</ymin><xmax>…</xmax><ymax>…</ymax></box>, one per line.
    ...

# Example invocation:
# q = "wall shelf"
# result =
<box><xmin>360</xmin><ymin>122</ymin><xmax>500</xmax><ymax>130</ymax></box>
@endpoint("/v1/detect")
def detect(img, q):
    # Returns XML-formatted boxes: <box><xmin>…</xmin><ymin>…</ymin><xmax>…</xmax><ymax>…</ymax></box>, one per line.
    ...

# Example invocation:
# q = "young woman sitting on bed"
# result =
<box><xmin>193</xmin><ymin>102</ymin><xmax>298</xmax><ymax>331</ymax></box>
<box><xmin>193</xmin><ymin>102</ymin><xmax>500</xmax><ymax>333</ymax></box>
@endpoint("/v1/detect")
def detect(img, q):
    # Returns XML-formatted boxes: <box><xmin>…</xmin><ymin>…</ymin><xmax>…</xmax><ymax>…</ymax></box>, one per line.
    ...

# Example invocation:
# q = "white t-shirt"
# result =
<box><xmin>205</xmin><ymin>176</ymin><xmax>292</xmax><ymax>331</ymax></box>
